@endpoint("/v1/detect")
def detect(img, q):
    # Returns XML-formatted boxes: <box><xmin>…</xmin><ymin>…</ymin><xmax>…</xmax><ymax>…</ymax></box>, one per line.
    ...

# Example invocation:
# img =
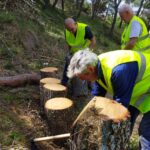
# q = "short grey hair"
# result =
<box><xmin>118</xmin><ymin>3</ymin><xmax>133</xmax><ymax>14</ymax></box>
<box><xmin>64</xmin><ymin>18</ymin><xmax>75</xmax><ymax>26</ymax></box>
<box><xmin>67</xmin><ymin>48</ymin><xmax>98</xmax><ymax>78</ymax></box>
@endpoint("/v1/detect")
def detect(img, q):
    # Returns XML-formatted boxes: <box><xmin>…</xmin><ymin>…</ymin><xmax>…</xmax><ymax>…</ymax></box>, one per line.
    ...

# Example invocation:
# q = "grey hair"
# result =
<box><xmin>118</xmin><ymin>3</ymin><xmax>133</xmax><ymax>14</ymax></box>
<box><xmin>64</xmin><ymin>18</ymin><xmax>75</xmax><ymax>26</ymax></box>
<box><xmin>67</xmin><ymin>48</ymin><xmax>98</xmax><ymax>78</ymax></box>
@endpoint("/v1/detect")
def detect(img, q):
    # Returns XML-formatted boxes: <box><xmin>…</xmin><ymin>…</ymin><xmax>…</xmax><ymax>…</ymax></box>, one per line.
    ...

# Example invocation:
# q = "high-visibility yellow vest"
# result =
<box><xmin>97</xmin><ymin>50</ymin><xmax>150</xmax><ymax>113</ymax></box>
<box><xmin>65</xmin><ymin>22</ymin><xmax>91</xmax><ymax>54</ymax></box>
<box><xmin>121</xmin><ymin>16</ymin><xmax>150</xmax><ymax>53</ymax></box>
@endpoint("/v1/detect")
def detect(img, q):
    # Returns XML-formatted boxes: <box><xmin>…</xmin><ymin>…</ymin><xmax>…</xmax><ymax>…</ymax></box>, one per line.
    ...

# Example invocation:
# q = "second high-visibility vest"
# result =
<box><xmin>65</xmin><ymin>22</ymin><xmax>91</xmax><ymax>54</ymax></box>
<box><xmin>97</xmin><ymin>50</ymin><xmax>150</xmax><ymax>113</ymax></box>
<box><xmin>121</xmin><ymin>16</ymin><xmax>150</xmax><ymax>53</ymax></box>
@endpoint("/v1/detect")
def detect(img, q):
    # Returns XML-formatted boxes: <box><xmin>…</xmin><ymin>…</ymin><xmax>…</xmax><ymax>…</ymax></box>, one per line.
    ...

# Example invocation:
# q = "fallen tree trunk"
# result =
<box><xmin>0</xmin><ymin>73</ymin><xmax>40</xmax><ymax>87</ymax></box>
<box><xmin>70</xmin><ymin>96</ymin><xmax>131</xmax><ymax>150</ymax></box>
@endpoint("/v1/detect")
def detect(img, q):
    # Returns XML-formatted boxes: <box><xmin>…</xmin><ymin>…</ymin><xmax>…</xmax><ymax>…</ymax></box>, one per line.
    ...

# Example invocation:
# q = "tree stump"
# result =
<box><xmin>45</xmin><ymin>97</ymin><xmax>74</xmax><ymax>135</ymax></box>
<box><xmin>40</xmin><ymin>67</ymin><xmax>58</xmax><ymax>78</ymax></box>
<box><xmin>43</xmin><ymin>83</ymin><xmax>67</xmax><ymax>110</ymax></box>
<box><xmin>69</xmin><ymin>96</ymin><xmax>131</xmax><ymax>150</ymax></box>
<box><xmin>40</xmin><ymin>78</ymin><xmax>61</xmax><ymax>112</ymax></box>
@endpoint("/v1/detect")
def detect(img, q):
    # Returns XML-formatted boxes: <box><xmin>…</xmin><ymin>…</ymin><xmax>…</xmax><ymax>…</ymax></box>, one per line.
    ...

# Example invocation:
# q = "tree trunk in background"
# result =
<box><xmin>136</xmin><ymin>0</ymin><xmax>145</xmax><ymax>16</ymax></box>
<box><xmin>76</xmin><ymin>0</ymin><xmax>84</xmax><ymax>18</ymax></box>
<box><xmin>61</xmin><ymin>0</ymin><xmax>64</xmax><ymax>11</ymax></box>
<box><xmin>110</xmin><ymin>0</ymin><xmax>122</xmax><ymax>35</ymax></box>
<box><xmin>76</xmin><ymin>0</ymin><xmax>80</xmax><ymax>9</ymax></box>
<box><xmin>43</xmin><ymin>0</ymin><xmax>50</xmax><ymax>9</ymax></box>
<box><xmin>91</xmin><ymin>0</ymin><xmax>97</xmax><ymax>19</ymax></box>
<box><xmin>52</xmin><ymin>0</ymin><xmax>59</xmax><ymax>8</ymax></box>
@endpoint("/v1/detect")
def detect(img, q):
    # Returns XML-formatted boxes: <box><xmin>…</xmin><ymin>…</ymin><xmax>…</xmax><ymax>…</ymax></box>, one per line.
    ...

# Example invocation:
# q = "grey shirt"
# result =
<box><xmin>130</xmin><ymin>21</ymin><xmax>142</xmax><ymax>38</ymax></box>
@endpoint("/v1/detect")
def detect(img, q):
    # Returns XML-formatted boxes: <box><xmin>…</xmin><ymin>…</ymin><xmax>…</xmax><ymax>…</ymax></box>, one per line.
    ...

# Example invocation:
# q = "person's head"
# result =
<box><xmin>64</xmin><ymin>18</ymin><xmax>77</xmax><ymax>34</ymax></box>
<box><xmin>67</xmin><ymin>49</ymin><xmax>98</xmax><ymax>81</ymax></box>
<box><xmin>118</xmin><ymin>4</ymin><xmax>134</xmax><ymax>23</ymax></box>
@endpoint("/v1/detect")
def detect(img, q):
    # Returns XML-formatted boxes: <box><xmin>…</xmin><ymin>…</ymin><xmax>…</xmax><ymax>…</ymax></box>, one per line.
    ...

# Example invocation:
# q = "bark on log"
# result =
<box><xmin>70</xmin><ymin>96</ymin><xmax>131</xmax><ymax>150</ymax></box>
<box><xmin>40</xmin><ymin>67</ymin><xmax>58</xmax><ymax>78</ymax></box>
<box><xmin>39</xmin><ymin>78</ymin><xmax>61</xmax><ymax>112</ymax></box>
<box><xmin>70</xmin><ymin>77</ymin><xmax>89</xmax><ymax>97</ymax></box>
<box><xmin>0</xmin><ymin>73</ymin><xmax>40</xmax><ymax>87</ymax></box>
<box><xmin>42</xmin><ymin>83</ymin><xmax>67</xmax><ymax>112</ymax></box>
<box><xmin>45</xmin><ymin>97</ymin><xmax>74</xmax><ymax>135</ymax></box>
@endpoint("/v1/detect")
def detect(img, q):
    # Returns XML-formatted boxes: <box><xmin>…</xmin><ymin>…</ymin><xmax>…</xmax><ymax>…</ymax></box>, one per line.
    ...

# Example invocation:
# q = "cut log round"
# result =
<box><xmin>70</xmin><ymin>96</ymin><xmax>131</xmax><ymax>150</ymax></box>
<box><xmin>40</xmin><ymin>78</ymin><xmax>61</xmax><ymax>112</ymax></box>
<box><xmin>40</xmin><ymin>67</ymin><xmax>58</xmax><ymax>78</ymax></box>
<box><xmin>43</xmin><ymin>83</ymin><xmax>67</xmax><ymax>110</ymax></box>
<box><xmin>45</xmin><ymin>97</ymin><xmax>74</xmax><ymax>135</ymax></box>
<box><xmin>40</xmin><ymin>77</ymin><xmax>60</xmax><ymax>87</ymax></box>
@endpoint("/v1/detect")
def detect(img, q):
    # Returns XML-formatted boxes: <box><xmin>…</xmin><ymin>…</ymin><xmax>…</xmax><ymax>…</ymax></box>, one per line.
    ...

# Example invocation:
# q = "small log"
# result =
<box><xmin>0</xmin><ymin>73</ymin><xmax>40</xmax><ymax>87</ymax></box>
<box><xmin>70</xmin><ymin>96</ymin><xmax>131</xmax><ymax>150</ymax></box>
<box><xmin>33</xmin><ymin>133</ymin><xmax>70</xmax><ymax>142</ymax></box>
<box><xmin>40</xmin><ymin>67</ymin><xmax>58</xmax><ymax>78</ymax></box>
<box><xmin>39</xmin><ymin>78</ymin><xmax>61</xmax><ymax>112</ymax></box>
<box><xmin>45</xmin><ymin>97</ymin><xmax>74</xmax><ymax>135</ymax></box>
<box><xmin>42</xmin><ymin>83</ymin><xmax>67</xmax><ymax>112</ymax></box>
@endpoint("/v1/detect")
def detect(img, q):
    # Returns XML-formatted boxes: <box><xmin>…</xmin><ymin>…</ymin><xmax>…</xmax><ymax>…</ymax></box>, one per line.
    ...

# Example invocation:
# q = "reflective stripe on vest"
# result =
<box><xmin>136</xmin><ymin>52</ymin><xmax>146</xmax><ymax>83</ymax></box>
<box><xmin>134</xmin><ymin>88</ymin><xmax>150</xmax><ymax>107</ymax></box>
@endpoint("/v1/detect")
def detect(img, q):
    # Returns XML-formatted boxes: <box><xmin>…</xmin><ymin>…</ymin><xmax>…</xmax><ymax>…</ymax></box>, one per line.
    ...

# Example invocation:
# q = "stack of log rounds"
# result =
<box><xmin>40</xmin><ymin>67</ymin><xmax>58</xmax><ymax>78</ymax></box>
<box><xmin>45</xmin><ymin>97</ymin><xmax>74</xmax><ymax>135</ymax></box>
<box><xmin>43</xmin><ymin>83</ymin><xmax>67</xmax><ymax>107</ymax></box>
<box><xmin>70</xmin><ymin>96</ymin><xmax>131</xmax><ymax>150</ymax></box>
<box><xmin>40</xmin><ymin>78</ymin><xmax>61</xmax><ymax>112</ymax></box>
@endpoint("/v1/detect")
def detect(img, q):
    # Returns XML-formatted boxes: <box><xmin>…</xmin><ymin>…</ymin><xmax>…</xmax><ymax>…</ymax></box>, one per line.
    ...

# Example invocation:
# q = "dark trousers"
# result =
<box><xmin>61</xmin><ymin>53</ymin><xmax>72</xmax><ymax>86</ymax></box>
<box><xmin>129</xmin><ymin>105</ymin><xmax>150</xmax><ymax>149</ymax></box>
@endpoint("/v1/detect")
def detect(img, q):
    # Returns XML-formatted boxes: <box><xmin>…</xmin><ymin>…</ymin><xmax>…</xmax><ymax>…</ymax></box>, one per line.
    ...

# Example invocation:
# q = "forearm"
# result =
<box><xmin>89</xmin><ymin>36</ymin><xmax>96</xmax><ymax>49</ymax></box>
<box><xmin>124</xmin><ymin>37</ymin><xmax>137</xmax><ymax>50</ymax></box>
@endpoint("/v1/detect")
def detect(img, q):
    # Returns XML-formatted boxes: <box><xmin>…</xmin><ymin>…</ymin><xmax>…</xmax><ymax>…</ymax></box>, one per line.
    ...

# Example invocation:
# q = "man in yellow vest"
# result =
<box><xmin>119</xmin><ymin>4</ymin><xmax>150</xmax><ymax>52</ymax></box>
<box><xmin>61</xmin><ymin>17</ymin><xmax>96</xmax><ymax>86</ymax></box>
<box><xmin>67</xmin><ymin>49</ymin><xmax>150</xmax><ymax>149</ymax></box>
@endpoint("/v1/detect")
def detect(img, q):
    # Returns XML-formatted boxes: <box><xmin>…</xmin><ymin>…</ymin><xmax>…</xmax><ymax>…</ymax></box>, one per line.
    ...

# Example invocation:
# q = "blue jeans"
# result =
<box><xmin>129</xmin><ymin>106</ymin><xmax>150</xmax><ymax>149</ymax></box>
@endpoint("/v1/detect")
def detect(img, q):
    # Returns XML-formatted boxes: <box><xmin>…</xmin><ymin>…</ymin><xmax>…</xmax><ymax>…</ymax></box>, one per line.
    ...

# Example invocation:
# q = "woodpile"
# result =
<box><xmin>69</xmin><ymin>96</ymin><xmax>131</xmax><ymax>150</ymax></box>
<box><xmin>42</xmin><ymin>83</ymin><xmax>67</xmax><ymax>112</ymax></box>
<box><xmin>40</xmin><ymin>77</ymin><xmax>61</xmax><ymax>112</ymax></box>
<box><xmin>39</xmin><ymin>67</ymin><xmax>74</xmax><ymax>135</ymax></box>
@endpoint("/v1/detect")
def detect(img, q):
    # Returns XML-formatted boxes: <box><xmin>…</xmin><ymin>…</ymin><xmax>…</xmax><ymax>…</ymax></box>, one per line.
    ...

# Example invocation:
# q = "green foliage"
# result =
<box><xmin>9</xmin><ymin>131</ymin><xmax>23</xmax><ymax>141</ymax></box>
<box><xmin>0</xmin><ymin>11</ymin><xmax>16</xmax><ymax>23</ymax></box>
